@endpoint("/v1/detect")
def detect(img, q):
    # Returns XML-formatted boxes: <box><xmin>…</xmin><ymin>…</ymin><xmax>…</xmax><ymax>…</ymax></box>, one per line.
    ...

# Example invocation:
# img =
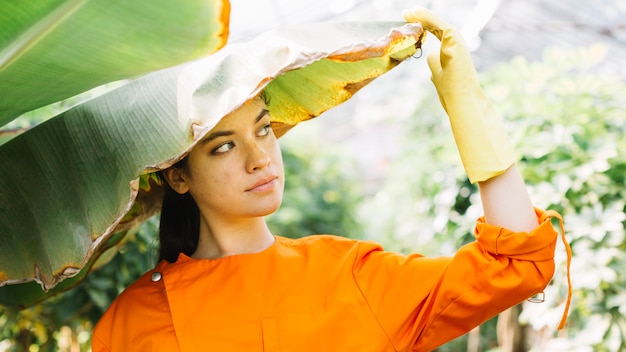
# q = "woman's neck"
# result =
<box><xmin>191</xmin><ymin>216</ymin><xmax>275</xmax><ymax>259</ymax></box>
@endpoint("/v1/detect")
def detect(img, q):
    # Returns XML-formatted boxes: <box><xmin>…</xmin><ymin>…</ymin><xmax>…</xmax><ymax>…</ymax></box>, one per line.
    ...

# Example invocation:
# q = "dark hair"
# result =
<box><xmin>157</xmin><ymin>157</ymin><xmax>200</xmax><ymax>263</ymax></box>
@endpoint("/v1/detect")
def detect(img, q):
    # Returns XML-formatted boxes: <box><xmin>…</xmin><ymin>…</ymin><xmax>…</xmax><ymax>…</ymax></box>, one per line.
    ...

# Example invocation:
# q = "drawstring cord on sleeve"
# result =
<box><xmin>542</xmin><ymin>210</ymin><xmax>572</xmax><ymax>330</ymax></box>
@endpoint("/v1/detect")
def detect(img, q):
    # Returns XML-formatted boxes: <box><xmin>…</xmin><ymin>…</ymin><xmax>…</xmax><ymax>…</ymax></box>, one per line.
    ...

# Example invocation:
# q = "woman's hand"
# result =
<box><xmin>403</xmin><ymin>8</ymin><xmax>516</xmax><ymax>184</ymax></box>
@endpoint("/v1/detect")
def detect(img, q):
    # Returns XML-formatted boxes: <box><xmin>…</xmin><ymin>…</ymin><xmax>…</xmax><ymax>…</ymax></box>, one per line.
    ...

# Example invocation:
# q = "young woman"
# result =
<box><xmin>93</xmin><ymin>8</ymin><xmax>570</xmax><ymax>351</ymax></box>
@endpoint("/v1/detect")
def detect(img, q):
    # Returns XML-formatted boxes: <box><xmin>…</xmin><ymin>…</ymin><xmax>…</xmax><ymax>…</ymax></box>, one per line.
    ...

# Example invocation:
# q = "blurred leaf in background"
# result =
<box><xmin>268</xmin><ymin>138</ymin><xmax>364</xmax><ymax>239</ymax></box>
<box><xmin>491</xmin><ymin>45</ymin><xmax>626</xmax><ymax>352</ymax></box>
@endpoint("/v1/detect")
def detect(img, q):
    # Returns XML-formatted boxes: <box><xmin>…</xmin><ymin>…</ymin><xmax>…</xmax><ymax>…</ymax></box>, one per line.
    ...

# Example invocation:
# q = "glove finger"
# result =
<box><xmin>402</xmin><ymin>7</ymin><xmax>451</xmax><ymax>41</ymax></box>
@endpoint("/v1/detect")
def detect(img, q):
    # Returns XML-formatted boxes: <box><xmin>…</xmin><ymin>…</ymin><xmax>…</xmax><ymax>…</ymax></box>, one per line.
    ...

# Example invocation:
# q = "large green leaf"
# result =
<box><xmin>0</xmin><ymin>0</ymin><xmax>230</xmax><ymax>127</ymax></box>
<box><xmin>0</xmin><ymin>21</ymin><xmax>423</xmax><ymax>307</ymax></box>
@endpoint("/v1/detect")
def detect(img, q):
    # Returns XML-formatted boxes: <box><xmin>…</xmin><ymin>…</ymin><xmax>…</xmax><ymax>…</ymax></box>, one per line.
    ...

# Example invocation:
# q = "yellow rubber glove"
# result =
<box><xmin>403</xmin><ymin>8</ymin><xmax>516</xmax><ymax>183</ymax></box>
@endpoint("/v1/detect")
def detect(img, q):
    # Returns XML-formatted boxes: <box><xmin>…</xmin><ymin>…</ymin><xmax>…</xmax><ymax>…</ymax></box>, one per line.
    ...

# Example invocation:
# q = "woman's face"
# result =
<box><xmin>167</xmin><ymin>97</ymin><xmax>284</xmax><ymax>222</ymax></box>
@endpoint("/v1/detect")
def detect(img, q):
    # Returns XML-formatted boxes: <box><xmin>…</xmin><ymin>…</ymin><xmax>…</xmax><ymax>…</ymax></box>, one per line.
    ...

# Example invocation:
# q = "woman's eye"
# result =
<box><xmin>258</xmin><ymin>124</ymin><xmax>271</xmax><ymax>137</ymax></box>
<box><xmin>212</xmin><ymin>142</ymin><xmax>234</xmax><ymax>154</ymax></box>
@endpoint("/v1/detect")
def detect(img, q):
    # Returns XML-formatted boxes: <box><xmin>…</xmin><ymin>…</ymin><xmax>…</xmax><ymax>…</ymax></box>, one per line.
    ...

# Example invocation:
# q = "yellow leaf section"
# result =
<box><xmin>266</xmin><ymin>44</ymin><xmax>418</xmax><ymax>137</ymax></box>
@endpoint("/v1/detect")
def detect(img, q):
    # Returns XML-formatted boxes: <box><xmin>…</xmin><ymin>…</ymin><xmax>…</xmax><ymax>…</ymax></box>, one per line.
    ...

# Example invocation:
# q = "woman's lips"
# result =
<box><xmin>246</xmin><ymin>176</ymin><xmax>278</xmax><ymax>192</ymax></box>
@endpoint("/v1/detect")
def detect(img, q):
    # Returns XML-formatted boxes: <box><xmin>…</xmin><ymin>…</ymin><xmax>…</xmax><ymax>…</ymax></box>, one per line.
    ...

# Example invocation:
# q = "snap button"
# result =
<box><xmin>151</xmin><ymin>272</ymin><xmax>162</xmax><ymax>282</ymax></box>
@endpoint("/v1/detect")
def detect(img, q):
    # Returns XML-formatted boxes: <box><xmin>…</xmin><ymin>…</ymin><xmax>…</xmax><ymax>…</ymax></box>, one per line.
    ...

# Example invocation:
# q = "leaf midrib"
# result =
<box><xmin>0</xmin><ymin>0</ymin><xmax>88</xmax><ymax>71</ymax></box>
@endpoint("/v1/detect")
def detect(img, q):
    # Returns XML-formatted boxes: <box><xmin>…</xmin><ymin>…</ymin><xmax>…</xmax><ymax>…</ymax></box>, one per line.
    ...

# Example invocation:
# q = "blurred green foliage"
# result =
<box><xmin>493</xmin><ymin>45</ymin><xmax>626</xmax><ymax>351</ymax></box>
<box><xmin>267</xmin><ymin>140</ymin><xmax>364</xmax><ymax>239</ymax></box>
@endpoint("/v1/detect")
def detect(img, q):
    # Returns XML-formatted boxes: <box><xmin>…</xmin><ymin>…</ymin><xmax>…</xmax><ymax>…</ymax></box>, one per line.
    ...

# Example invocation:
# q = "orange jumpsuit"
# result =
<box><xmin>93</xmin><ymin>209</ymin><xmax>560</xmax><ymax>351</ymax></box>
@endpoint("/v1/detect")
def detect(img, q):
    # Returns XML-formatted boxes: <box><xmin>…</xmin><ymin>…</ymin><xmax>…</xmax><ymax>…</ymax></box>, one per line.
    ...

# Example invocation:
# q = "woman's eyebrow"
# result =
<box><xmin>199</xmin><ymin>130</ymin><xmax>233</xmax><ymax>146</ymax></box>
<box><xmin>255</xmin><ymin>109</ymin><xmax>269</xmax><ymax>123</ymax></box>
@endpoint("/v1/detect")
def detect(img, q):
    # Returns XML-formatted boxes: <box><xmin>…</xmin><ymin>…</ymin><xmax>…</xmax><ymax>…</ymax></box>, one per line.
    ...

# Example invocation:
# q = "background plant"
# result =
<box><xmin>358</xmin><ymin>44</ymin><xmax>625</xmax><ymax>351</ymax></box>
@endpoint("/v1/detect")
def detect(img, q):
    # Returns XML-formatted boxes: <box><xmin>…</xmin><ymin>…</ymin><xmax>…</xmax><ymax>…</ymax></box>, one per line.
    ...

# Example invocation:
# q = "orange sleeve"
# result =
<box><xmin>352</xmin><ymin>208</ymin><xmax>560</xmax><ymax>352</ymax></box>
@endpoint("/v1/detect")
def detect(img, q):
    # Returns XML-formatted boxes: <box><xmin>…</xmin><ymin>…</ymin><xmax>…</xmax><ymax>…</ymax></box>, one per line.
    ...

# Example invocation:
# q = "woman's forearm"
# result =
<box><xmin>478</xmin><ymin>164</ymin><xmax>538</xmax><ymax>232</ymax></box>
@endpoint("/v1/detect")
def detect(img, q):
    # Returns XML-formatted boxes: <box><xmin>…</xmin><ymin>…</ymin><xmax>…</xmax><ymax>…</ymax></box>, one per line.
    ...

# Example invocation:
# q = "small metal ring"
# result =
<box><xmin>412</xmin><ymin>47</ymin><xmax>423</xmax><ymax>59</ymax></box>
<box><xmin>527</xmin><ymin>292</ymin><xmax>546</xmax><ymax>303</ymax></box>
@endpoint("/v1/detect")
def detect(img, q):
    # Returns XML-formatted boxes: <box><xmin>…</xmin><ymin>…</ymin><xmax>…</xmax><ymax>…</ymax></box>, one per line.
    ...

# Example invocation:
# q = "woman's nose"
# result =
<box><xmin>245</xmin><ymin>142</ymin><xmax>271</xmax><ymax>173</ymax></box>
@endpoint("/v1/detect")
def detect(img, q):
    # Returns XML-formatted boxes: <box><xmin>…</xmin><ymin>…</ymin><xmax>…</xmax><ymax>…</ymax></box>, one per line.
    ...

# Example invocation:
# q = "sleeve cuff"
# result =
<box><xmin>474</xmin><ymin>207</ymin><xmax>558</xmax><ymax>261</ymax></box>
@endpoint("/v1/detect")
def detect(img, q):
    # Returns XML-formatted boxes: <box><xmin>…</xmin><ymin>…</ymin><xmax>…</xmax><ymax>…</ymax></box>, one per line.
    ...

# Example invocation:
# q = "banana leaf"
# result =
<box><xmin>0</xmin><ymin>0</ymin><xmax>230</xmax><ymax>127</ymax></box>
<box><xmin>0</xmin><ymin>20</ymin><xmax>424</xmax><ymax>308</ymax></box>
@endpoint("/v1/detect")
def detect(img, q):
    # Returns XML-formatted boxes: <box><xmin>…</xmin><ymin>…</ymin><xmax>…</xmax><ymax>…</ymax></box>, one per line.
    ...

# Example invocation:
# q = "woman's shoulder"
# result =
<box><xmin>107</xmin><ymin>266</ymin><xmax>168</xmax><ymax>310</ymax></box>
<box><xmin>94</xmin><ymin>265</ymin><xmax>175</xmax><ymax>347</ymax></box>
<box><xmin>276</xmin><ymin>234</ymin><xmax>358</xmax><ymax>247</ymax></box>
<box><xmin>275</xmin><ymin>234</ymin><xmax>383</xmax><ymax>256</ymax></box>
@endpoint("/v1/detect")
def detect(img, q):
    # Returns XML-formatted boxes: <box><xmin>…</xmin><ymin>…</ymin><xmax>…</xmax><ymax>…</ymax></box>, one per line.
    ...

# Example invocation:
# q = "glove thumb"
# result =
<box><xmin>427</xmin><ymin>50</ymin><xmax>442</xmax><ymax>78</ymax></box>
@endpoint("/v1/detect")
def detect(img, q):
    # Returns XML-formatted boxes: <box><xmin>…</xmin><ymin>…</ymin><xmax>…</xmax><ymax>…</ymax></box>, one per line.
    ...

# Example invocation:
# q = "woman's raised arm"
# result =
<box><xmin>403</xmin><ymin>8</ymin><xmax>538</xmax><ymax>231</ymax></box>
